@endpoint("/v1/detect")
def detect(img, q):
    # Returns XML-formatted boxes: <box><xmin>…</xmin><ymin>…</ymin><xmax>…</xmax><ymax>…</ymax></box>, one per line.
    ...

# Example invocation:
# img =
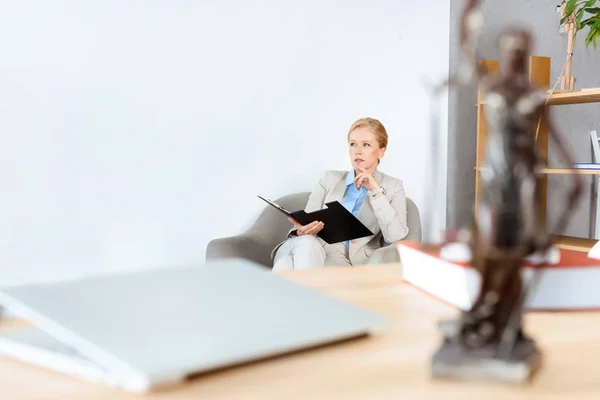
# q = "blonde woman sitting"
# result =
<box><xmin>272</xmin><ymin>117</ymin><xmax>409</xmax><ymax>270</ymax></box>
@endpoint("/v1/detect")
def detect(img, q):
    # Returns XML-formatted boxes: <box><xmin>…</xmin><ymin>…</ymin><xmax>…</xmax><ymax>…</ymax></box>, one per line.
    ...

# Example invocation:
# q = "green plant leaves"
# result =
<box><xmin>584</xmin><ymin>22</ymin><xmax>600</xmax><ymax>49</ymax></box>
<box><xmin>565</xmin><ymin>0</ymin><xmax>580</xmax><ymax>17</ymax></box>
<box><xmin>585</xmin><ymin>31</ymin><xmax>593</xmax><ymax>47</ymax></box>
<box><xmin>577</xmin><ymin>8</ymin><xmax>586</xmax><ymax>28</ymax></box>
<box><xmin>562</xmin><ymin>0</ymin><xmax>600</xmax><ymax>49</ymax></box>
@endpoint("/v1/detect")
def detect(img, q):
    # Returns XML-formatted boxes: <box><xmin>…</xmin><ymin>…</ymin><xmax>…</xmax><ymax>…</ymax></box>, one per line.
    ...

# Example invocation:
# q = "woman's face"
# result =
<box><xmin>348</xmin><ymin>127</ymin><xmax>386</xmax><ymax>173</ymax></box>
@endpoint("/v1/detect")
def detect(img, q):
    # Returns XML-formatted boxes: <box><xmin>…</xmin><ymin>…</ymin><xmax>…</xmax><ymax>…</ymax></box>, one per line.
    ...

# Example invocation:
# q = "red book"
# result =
<box><xmin>396</xmin><ymin>241</ymin><xmax>600</xmax><ymax>311</ymax></box>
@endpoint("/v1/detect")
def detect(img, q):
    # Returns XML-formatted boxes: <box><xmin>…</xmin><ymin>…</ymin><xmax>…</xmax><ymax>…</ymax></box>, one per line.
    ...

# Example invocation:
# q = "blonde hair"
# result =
<box><xmin>347</xmin><ymin>117</ymin><xmax>388</xmax><ymax>149</ymax></box>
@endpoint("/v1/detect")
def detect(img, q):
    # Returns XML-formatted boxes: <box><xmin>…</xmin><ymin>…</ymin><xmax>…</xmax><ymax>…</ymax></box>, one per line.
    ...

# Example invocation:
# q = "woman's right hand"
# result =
<box><xmin>288</xmin><ymin>217</ymin><xmax>324</xmax><ymax>236</ymax></box>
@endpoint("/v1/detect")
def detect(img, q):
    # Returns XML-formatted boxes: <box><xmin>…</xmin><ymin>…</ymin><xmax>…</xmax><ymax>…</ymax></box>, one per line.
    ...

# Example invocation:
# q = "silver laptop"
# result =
<box><xmin>0</xmin><ymin>258</ymin><xmax>385</xmax><ymax>393</ymax></box>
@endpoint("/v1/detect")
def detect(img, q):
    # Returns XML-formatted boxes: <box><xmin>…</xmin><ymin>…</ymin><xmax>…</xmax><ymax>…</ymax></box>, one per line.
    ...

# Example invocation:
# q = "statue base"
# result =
<box><xmin>431</xmin><ymin>320</ymin><xmax>542</xmax><ymax>384</ymax></box>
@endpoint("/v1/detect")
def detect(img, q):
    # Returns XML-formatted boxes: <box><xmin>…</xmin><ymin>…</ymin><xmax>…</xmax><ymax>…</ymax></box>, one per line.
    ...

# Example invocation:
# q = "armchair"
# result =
<box><xmin>205</xmin><ymin>192</ymin><xmax>422</xmax><ymax>268</ymax></box>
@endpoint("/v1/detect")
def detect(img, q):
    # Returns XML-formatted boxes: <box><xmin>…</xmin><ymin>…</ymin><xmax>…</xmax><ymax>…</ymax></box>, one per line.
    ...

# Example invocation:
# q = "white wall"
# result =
<box><xmin>0</xmin><ymin>0</ymin><xmax>450</xmax><ymax>286</ymax></box>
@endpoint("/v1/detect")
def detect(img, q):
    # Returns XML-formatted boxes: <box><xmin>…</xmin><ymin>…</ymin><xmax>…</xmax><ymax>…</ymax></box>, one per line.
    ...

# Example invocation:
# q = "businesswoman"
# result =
<box><xmin>272</xmin><ymin>117</ymin><xmax>409</xmax><ymax>270</ymax></box>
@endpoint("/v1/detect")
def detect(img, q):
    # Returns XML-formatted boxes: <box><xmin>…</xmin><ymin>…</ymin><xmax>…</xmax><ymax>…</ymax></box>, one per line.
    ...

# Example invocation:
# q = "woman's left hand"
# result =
<box><xmin>354</xmin><ymin>167</ymin><xmax>380</xmax><ymax>191</ymax></box>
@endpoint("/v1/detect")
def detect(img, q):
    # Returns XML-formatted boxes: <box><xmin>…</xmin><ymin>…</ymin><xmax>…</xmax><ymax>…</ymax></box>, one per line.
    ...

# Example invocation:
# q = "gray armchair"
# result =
<box><xmin>205</xmin><ymin>192</ymin><xmax>422</xmax><ymax>268</ymax></box>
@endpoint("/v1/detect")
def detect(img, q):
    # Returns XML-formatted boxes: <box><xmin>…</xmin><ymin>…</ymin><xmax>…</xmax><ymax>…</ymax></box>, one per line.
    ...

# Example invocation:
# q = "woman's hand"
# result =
<box><xmin>354</xmin><ymin>167</ymin><xmax>380</xmax><ymax>191</ymax></box>
<box><xmin>288</xmin><ymin>217</ymin><xmax>324</xmax><ymax>236</ymax></box>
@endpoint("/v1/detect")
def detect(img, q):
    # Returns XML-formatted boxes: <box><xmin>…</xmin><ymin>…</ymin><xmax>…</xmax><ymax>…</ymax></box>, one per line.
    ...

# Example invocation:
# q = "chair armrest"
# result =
<box><xmin>205</xmin><ymin>233</ymin><xmax>274</xmax><ymax>268</ymax></box>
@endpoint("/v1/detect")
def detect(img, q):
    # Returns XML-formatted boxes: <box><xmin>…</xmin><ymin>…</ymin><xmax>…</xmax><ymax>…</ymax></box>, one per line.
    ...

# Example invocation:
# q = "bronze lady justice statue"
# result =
<box><xmin>428</xmin><ymin>0</ymin><xmax>583</xmax><ymax>382</ymax></box>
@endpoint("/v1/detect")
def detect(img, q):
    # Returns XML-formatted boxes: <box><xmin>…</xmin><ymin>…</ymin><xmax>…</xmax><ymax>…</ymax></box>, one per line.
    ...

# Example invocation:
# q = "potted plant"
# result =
<box><xmin>560</xmin><ymin>0</ymin><xmax>600</xmax><ymax>49</ymax></box>
<box><xmin>557</xmin><ymin>0</ymin><xmax>600</xmax><ymax>90</ymax></box>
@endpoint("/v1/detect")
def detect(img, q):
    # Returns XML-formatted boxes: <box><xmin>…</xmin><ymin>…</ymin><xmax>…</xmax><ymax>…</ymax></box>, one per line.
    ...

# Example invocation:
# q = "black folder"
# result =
<box><xmin>257</xmin><ymin>195</ymin><xmax>373</xmax><ymax>244</ymax></box>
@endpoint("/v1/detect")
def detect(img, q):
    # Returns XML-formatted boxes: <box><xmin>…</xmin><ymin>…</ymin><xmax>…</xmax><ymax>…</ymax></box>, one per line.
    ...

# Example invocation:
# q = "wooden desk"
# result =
<box><xmin>1</xmin><ymin>264</ymin><xmax>600</xmax><ymax>399</ymax></box>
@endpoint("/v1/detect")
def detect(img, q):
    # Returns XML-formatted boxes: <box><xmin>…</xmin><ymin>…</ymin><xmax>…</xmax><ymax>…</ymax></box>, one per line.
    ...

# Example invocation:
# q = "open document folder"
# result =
<box><xmin>257</xmin><ymin>195</ymin><xmax>373</xmax><ymax>244</ymax></box>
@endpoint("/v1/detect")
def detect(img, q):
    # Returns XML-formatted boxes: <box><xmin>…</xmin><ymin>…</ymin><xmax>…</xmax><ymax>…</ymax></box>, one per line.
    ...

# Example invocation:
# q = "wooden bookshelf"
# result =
<box><xmin>477</xmin><ymin>88</ymin><xmax>600</xmax><ymax>106</ymax></box>
<box><xmin>474</xmin><ymin>167</ymin><xmax>600</xmax><ymax>175</ymax></box>
<box><xmin>553</xmin><ymin>234</ymin><xmax>598</xmax><ymax>252</ymax></box>
<box><xmin>474</xmin><ymin>56</ymin><xmax>600</xmax><ymax>252</ymax></box>
<box><xmin>548</xmin><ymin>88</ymin><xmax>600</xmax><ymax>105</ymax></box>
<box><xmin>541</xmin><ymin>168</ymin><xmax>600</xmax><ymax>174</ymax></box>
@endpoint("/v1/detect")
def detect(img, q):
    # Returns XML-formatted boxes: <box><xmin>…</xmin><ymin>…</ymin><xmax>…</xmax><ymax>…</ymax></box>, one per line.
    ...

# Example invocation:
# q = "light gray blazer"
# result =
<box><xmin>272</xmin><ymin>169</ymin><xmax>409</xmax><ymax>265</ymax></box>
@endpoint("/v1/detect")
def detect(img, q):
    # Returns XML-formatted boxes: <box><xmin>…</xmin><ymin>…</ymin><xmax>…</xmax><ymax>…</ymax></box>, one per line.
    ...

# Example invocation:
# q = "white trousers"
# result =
<box><xmin>272</xmin><ymin>236</ymin><xmax>352</xmax><ymax>270</ymax></box>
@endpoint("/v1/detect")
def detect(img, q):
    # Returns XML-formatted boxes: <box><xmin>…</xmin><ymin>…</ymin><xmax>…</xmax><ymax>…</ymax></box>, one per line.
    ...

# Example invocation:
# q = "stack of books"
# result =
<box><xmin>397</xmin><ymin>241</ymin><xmax>600</xmax><ymax>311</ymax></box>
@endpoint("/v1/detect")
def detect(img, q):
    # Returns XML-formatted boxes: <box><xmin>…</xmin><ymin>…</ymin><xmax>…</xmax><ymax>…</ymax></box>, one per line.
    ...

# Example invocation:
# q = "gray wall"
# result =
<box><xmin>447</xmin><ymin>0</ymin><xmax>600</xmax><ymax>238</ymax></box>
